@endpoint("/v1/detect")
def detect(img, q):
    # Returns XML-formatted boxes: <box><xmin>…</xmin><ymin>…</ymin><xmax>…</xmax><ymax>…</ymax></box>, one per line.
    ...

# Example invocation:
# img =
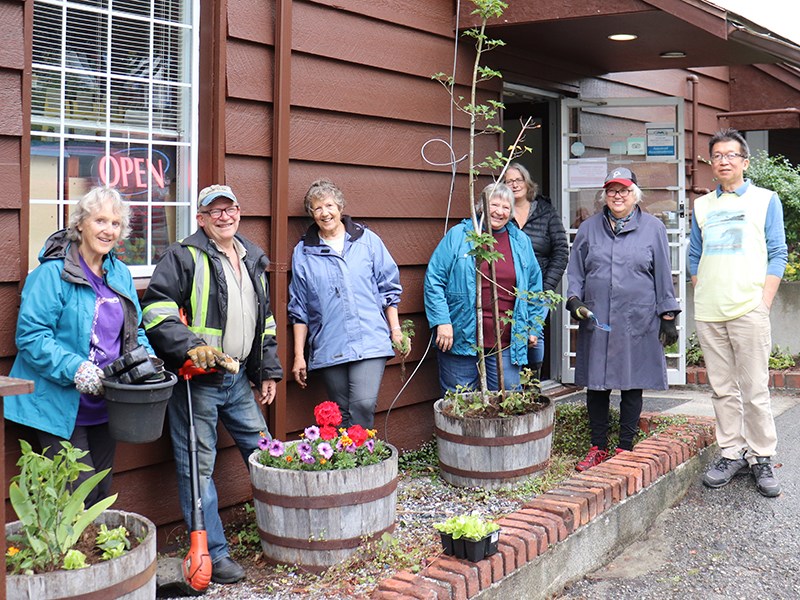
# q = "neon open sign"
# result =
<box><xmin>97</xmin><ymin>148</ymin><xmax>171</xmax><ymax>195</ymax></box>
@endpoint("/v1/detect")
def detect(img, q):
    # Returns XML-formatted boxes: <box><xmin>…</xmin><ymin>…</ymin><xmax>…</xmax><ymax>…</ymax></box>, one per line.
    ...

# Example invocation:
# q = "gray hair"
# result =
<box><xmin>477</xmin><ymin>182</ymin><xmax>515</xmax><ymax>215</ymax></box>
<box><xmin>505</xmin><ymin>162</ymin><xmax>538</xmax><ymax>201</ymax></box>
<box><xmin>303</xmin><ymin>179</ymin><xmax>346</xmax><ymax>215</ymax></box>
<box><xmin>67</xmin><ymin>187</ymin><xmax>131</xmax><ymax>242</ymax></box>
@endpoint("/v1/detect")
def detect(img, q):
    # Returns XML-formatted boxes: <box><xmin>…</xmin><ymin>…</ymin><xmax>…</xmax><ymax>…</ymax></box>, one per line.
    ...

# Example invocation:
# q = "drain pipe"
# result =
<box><xmin>269</xmin><ymin>0</ymin><xmax>293</xmax><ymax>439</ymax></box>
<box><xmin>687</xmin><ymin>75</ymin><xmax>711</xmax><ymax>196</ymax></box>
<box><xmin>717</xmin><ymin>107</ymin><xmax>800</xmax><ymax>119</ymax></box>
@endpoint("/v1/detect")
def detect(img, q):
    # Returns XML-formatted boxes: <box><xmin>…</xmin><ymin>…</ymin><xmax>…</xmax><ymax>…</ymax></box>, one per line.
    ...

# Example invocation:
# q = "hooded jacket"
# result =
<box><xmin>5</xmin><ymin>230</ymin><xmax>152</xmax><ymax>438</ymax></box>
<box><xmin>141</xmin><ymin>228</ymin><xmax>283</xmax><ymax>385</ymax></box>
<box><xmin>424</xmin><ymin>218</ymin><xmax>546</xmax><ymax>366</ymax></box>
<box><xmin>288</xmin><ymin>216</ymin><xmax>402</xmax><ymax>371</ymax></box>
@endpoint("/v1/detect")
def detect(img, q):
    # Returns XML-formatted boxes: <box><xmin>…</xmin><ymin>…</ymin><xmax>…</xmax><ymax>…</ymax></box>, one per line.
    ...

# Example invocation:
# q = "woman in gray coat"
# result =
<box><xmin>566</xmin><ymin>168</ymin><xmax>680</xmax><ymax>471</ymax></box>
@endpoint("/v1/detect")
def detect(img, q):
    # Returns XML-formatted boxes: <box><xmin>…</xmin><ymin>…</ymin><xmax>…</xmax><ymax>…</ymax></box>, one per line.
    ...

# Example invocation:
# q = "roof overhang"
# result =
<box><xmin>460</xmin><ymin>0</ymin><xmax>800</xmax><ymax>76</ymax></box>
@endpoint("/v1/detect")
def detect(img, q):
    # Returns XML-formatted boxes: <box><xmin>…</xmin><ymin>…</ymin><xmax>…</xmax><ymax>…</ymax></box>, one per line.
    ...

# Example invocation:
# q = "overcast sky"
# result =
<box><xmin>710</xmin><ymin>1</ymin><xmax>800</xmax><ymax>45</ymax></box>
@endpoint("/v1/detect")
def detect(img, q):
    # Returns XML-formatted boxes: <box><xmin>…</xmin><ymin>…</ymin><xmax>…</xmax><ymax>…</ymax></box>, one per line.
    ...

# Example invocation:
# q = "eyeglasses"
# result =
<box><xmin>710</xmin><ymin>152</ymin><xmax>747</xmax><ymax>163</ymax></box>
<box><xmin>504</xmin><ymin>178</ymin><xmax>525</xmax><ymax>187</ymax></box>
<box><xmin>200</xmin><ymin>206</ymin><xmax>240</xmax><ymax>219</ymax></box>
<box><xmin>605</xmin><ymin>188</ymin><xmax>632</xmax><ymax>198</ymax></box>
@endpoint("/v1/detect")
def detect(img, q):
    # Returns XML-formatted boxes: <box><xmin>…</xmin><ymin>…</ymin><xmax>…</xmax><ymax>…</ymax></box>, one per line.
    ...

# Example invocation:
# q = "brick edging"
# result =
<box><xmin>372</xmin><ymin>413</ymin><xmax>716</xmax><ymax>600</ymax></box>
<box><xmin>686</xmin><ymin>366</ymin><xmax>800</xmax><ymax>389</ymax></box>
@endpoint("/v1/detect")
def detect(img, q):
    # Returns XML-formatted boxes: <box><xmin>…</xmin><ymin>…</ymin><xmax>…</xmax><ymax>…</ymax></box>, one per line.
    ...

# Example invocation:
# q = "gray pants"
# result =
<box><xmin>318</xmin><ymin>357</ymin><xmax>387</xmax><ymax>428</ymax></box>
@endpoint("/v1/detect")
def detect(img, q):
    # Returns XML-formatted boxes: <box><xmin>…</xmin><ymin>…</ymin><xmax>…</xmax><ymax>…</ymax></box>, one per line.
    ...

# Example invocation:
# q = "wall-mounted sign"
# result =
<box><xmin>645</xmin><ymin>122</ymin><xmax>676</xmax><ymax>161</ymax></box>
<box><xmin>626</xmin><ymin>137</ymin><xmax>646</xmax><ymax>155</ymax></box>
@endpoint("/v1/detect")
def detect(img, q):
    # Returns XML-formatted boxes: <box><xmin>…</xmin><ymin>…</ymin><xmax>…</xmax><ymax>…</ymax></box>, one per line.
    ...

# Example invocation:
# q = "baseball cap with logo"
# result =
<box><xmin>197</xmin><ymin>184</ymin><xmax>239</xmax><ymax>208</ymax></box>
<box><xmin>603</xmin><ymin>168</ymin><xmax>638</xmax><ymax>188</ymax></box>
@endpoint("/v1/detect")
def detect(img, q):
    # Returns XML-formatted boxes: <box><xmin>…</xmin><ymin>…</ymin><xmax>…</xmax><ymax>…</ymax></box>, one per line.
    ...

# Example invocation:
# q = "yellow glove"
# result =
<box><xmin>187</xmin><ymin>345</ymin><xmax>220</xmax><ymax>370</ymax></box>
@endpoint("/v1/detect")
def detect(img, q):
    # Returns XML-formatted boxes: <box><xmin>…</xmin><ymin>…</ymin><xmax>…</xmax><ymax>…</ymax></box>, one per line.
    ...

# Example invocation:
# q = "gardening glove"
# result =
<box><xmin>659</xmin><ymin>317</ymin><xmax>678</xmax><ymax>347</ymax></box>
<box><xmin>566</xmin><ymin>296</ymin><xmax>591</xmax><ymax>321</ymax></box>
<box><xmin>74</xmin><ymin>361</ymin><xmax>105</xmax><ymax>396</ymax></box>
<box><xmin>187</xmin><ymin>345</ymin><xmax>222</xmax><ymax>371</ymax></box>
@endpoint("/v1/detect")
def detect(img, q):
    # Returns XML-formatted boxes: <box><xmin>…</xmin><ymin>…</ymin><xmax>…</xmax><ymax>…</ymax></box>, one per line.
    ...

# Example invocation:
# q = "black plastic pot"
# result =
<box><xmin>103</xmin><ymin>371</ymin><xmax>178</xmax><ymax>443</ymax></box>
<box><xmin>440</xmin><ymin>532</ymin><xmax>455</xmax><ymax>556</ymax></box>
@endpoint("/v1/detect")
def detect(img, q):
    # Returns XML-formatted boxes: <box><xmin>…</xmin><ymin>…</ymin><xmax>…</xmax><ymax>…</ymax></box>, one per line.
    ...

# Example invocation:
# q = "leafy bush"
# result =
<box><xmin>747</xmin><ymin>151</ymin><xmax>800</xmax><ymax>255</ymax></box>
<box><xmin>686</xmin><ymin>332</ymin><xmax>704</xmax><ymax>366</ymax></box>
<box><xmin>769</xmin><ymin>345</ymin><xmax>796</xmax><ymax>370</ymax></box>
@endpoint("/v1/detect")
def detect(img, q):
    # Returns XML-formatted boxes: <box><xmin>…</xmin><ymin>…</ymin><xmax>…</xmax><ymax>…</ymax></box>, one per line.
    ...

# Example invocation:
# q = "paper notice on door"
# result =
<box><xmin>568</xmin><ymin>157</ymin><xmax>608</xmax><ymax>188</ymax></box>
<box><xmin>646</xmin><ymin>122</ymin><xmax>676</xmax><ymax>161</ymax></box>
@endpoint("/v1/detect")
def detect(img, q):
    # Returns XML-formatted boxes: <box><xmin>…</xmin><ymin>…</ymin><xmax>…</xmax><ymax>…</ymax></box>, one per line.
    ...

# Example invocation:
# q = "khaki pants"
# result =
<box><xmin>695</xmin><ymin>303</ymin><xmax>777</xmax><ymax>461</ymax></box>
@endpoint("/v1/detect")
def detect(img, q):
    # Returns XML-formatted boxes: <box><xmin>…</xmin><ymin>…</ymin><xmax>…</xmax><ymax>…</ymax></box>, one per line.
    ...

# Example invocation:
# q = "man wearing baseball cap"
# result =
<box><xmin>142</xmin><ymin>184</ymin><xmax>283</xmax><ymax>583</ymax></box>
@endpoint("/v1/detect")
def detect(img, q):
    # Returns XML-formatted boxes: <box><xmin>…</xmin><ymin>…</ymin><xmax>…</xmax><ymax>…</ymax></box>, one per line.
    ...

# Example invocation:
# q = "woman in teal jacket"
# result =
<box><xmin>424</xmin><ymin>183</ymin><xmax>546</xmax><ymax>395</ymax></box>
<box><xmin>6</xmin><ymin>187</ymin><xmax>152</xmax><ymax>506</ymax></box>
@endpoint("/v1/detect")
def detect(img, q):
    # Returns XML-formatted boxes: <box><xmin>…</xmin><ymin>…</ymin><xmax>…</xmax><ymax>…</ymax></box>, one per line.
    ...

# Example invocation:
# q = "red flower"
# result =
<box><xmin>347</xmin><ymin>425</ymin><xmax>368</xmax><ymax>448</ymax></box>
<box><xmin>319</xmin><ymin>425</ymin><xmax>338</xmax><ymax>441</ymax></box>
<box><xmin>314</xmin><ymin>401</ymin><xmax>343</xmax><ymax>427</ymax></box>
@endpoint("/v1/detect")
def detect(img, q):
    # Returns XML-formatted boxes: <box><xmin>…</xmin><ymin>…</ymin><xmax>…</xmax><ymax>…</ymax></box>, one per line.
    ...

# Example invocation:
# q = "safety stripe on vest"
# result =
<box><xmin>187</xmin><ymin>247</ymin><xmax>223</xmax><ymax>350</ymax></box>
<box><xmin>142</xmin><ymin>300</ymin><xmax>179</xmax><ymax>331</ymax></box>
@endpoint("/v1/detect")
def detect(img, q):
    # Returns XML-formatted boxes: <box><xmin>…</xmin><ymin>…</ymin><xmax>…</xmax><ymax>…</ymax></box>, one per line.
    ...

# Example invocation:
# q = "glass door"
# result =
<box><xmin>560</xmin><ymin>97</ymin><xmax>687</xmax><ymax>385</ymax></box>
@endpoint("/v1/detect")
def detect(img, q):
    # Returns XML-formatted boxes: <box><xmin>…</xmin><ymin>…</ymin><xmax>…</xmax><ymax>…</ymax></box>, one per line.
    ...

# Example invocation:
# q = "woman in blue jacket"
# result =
<box><xmin>289</xmin><ymin>179</ymin><xmax>407</xmax><ymax>427</ymax></box>
<box><xmin>5</xmin><ymin>187</ymin><xmax>153</xmax><ymax>507</ymax></box>
<box><xmin>425</xmin><ymin>183</ymin><xmax>546</xmax><ymax>395</ymax></box>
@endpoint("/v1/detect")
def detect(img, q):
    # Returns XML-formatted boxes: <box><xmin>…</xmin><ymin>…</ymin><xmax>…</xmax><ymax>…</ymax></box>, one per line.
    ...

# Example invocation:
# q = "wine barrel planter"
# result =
<box><xmin>6</xmin><ymin>510</ymin><xmax>157</xmax><ymax>600</ymax></box>
<box><xmin>434</xmin><ymin>398</ymin><xmax>555</xmax><ymax>489</ymax></box>
<box><xmin>248</xmin><ymin>444</ymin><xmax>398</xmax><ymax>572</ymax></box>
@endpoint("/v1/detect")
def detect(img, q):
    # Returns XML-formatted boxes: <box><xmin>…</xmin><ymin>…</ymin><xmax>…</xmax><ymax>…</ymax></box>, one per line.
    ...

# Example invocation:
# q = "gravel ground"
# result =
<box><xmin>558</xmin><ymin>401</ymin><xmax>800</xmax><ymax>599</ymax></box>
<box><xmin>158</xmin><ymin>450</ymin><xmax>573</xmax><ymax>600</ymax></box>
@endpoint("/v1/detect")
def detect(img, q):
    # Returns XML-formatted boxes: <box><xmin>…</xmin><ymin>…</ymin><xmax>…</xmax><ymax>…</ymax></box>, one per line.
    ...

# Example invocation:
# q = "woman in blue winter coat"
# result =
<box><xmin>424</xmin><ymin>182</ymin><xmax>546</xmax><ymax>395</ymax></box>
<box><xmin>288</xmin><ymin>179</ymin><xmax>408</xmax><ymax>428</ymax></box>
<box><xmin>5</xmin><ymin>187</ymin><xmax>153</xmax><ymax>507</ymax></box>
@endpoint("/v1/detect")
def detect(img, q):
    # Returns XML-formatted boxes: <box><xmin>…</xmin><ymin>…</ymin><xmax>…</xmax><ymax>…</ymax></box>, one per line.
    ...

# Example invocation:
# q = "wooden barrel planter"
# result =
<box><xmin>434</xmin><ymin>398</ymin><xmax>555</xmax><ymax>489</ymax></box>
<box><xmin>248</xmin><ymin>444</ymin><xmax>398</xmax><ymax>572</ymax></box>
<box><xmin>6</xmin><ymin>510</ymin><xmax>157</xmax><ymax>600</ymax></box>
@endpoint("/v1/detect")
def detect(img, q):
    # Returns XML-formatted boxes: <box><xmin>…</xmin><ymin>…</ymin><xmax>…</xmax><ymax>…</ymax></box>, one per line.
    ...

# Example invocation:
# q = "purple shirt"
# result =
<box><xmin>77</xmin><ymin>256</ymin><xmax>124</xmax><ymax>425</ymax></box>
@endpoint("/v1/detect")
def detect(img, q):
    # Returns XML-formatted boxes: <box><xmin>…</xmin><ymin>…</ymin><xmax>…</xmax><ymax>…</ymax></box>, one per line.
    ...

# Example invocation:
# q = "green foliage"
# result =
<box><xmin>391</xmin><ymin>319</ymin><xmax>415</xmax><ymax>356</ymax></box>
<box><xmin>746</xmin><ymin>151</ymin><xmax>800</xmax><ymax>253</ymax></box>
<box><xmin>685</xmin><ymin>332</ymin><xmax>704</xmax><ymax>366</ymax></box>
<box><xmin>433</xmin><ymin>512</ymin><xmax>499</xmax><ymax>541</ymax></box>
<box><xmin>398</xmin><ymin>440</ymin><xmax>438</xmax><ymax>478</ymax></box>
<box><xmin>95</xmin><ymin>524</ymin><xmax>130</xmax><ymax>560</ymax></box>
<box><xmin>231</xmin><ymin>503</ymin><xmax>261</xmax><ymax>559</ymax></box>
<box><xmin>62</xmin><ymin>549</ymin><xmax>88</xmax><ymax>570</ymax></box>
<box><xmin>6</xmin><ymin>440</ymin><xmax>118</xmax><ymax>574</ymax></box>
<box><xmin>444</xmin><ymin>368</ymin><xmax>546</xmax><ymax>418</ymax></box>
<box><xmin>769</xmin><ymin>345</ymin><xmax>796</xmax><ymax>370</ymax></box>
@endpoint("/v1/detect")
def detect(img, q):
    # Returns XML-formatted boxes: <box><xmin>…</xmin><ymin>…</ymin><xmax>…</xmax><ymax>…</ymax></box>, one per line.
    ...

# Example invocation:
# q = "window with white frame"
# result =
<box><xmin>30</xmin><ymin>0</ymin><xmax>198</xmax><ymax>275</ymax></box>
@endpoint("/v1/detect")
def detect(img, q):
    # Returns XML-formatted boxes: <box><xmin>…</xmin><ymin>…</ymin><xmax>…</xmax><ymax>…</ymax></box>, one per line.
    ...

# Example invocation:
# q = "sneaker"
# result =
<box><xmin>751</xmin><ymin>457</ymin><xmax>781</xmax><ymax>497</ymax></box>
<box><xmin>211</xmin><ymin>556</ymin><xmax>245</xmax><ymax>584</ymax></box>
<box><xmin>576</xmin><ymin>446</ymin><xmax>609</xmax><ymax>472</ymax></box>
<box><xmin>702</xmin><ymin>456</ymin><xmax>748</xmax><ymax>488</ymax></box>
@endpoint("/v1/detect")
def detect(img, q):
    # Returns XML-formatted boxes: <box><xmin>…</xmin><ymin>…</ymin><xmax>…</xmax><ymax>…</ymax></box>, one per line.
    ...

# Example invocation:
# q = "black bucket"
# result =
<box><xmin>103</xmin><ymin>371</ymin><xmax>178</xmax><ymax>443</ymax></box>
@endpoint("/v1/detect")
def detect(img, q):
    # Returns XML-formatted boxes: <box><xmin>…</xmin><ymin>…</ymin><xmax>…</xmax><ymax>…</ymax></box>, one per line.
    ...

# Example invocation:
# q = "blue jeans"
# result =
<box><xmin>527</xmin><ymin>337</ymin><xmax>544</xmax><ymax>366</ymax></box>
<box><xmin>168</xmin><ymin>369</ymin><xmax>266</xmax><ymax>563</ymax></box>
<box><xmin>437</xmin><ymin>349</ymin><xmax>520</xmax><ymax>395</ymax></box>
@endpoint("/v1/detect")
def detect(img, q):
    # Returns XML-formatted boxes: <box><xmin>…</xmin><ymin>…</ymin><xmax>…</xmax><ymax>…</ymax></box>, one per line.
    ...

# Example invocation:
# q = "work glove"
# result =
<box><xmin>74</xmin><ymin>361</ymin><xmax>105</xmax><ymax>396</ymax></box>
<box><xmin>659</xmin><ymin>317</ymin><xmax>678</xmax><ymax>347</ymax></box>
<box><xmin>187</xmin><ymin>345</ymin><xmax>223</xmax><ymax>371</ymax></box>
<box><xmin>566</xmin><ymin>296</ymin><xmax>591</xmax><ymax>321</ymax></box>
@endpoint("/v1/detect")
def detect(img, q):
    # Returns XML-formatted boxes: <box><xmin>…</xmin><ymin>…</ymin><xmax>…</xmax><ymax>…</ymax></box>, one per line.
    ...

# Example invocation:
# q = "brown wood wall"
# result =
<box><xmin>6</xmin><ymin>0</ymin><xmax>794</xmax><ymax>554</ymax></box>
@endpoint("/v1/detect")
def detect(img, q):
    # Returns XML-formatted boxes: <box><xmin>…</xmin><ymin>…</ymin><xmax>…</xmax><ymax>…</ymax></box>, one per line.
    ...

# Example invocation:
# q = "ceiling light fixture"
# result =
<box><xmin>660</xmin><ymin>51</ymin><xmax>687</xmax><ymax>58</ymax></box>
<box><xmin>608</xmin><ymin>33</ymin><xmax>638</xmax><ymax>41</ymax></box>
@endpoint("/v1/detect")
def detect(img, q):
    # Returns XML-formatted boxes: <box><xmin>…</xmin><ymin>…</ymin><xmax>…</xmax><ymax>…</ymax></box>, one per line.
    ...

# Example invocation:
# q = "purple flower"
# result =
<box><xmin>300</xmin><ymin>453</ymin><xmax>316</xmax><ymax>464</ymax></box>
<box><xmin>318</xmin><ymin>443</ymin><xmax>334</xmax><ymax>460</ymax></box>
<box><xmin>267</xmin><ymin>439</ymin><xmax>284</xmax><ymax>457</ymax></box>
<box><xmin>304</xmin><ymin>426</ymin><xmax>320</xmax><ymax>442</ymax></box>
<box><xmin>297</xmin><ymin>442</ymin><xmax>312</xmax><ymax>456</ymax></box>
<box><xmin>335</xmin><ymin>439</ymin><xmax>344</xmax><ymax>452</ymax></box>
<box><xmin>345</xmin><ymin>442</ymin><xmax>356</xmax><ymax>453</ymax></box>
<box><xmin>365</xmin><ymin>439</ymin><xmax>375</xmax><ymax>453</ymax></box>
<box><xmin>257</xmin><ymin>436</ymin><xmax>270</xmax><ymax>451</ymax></box>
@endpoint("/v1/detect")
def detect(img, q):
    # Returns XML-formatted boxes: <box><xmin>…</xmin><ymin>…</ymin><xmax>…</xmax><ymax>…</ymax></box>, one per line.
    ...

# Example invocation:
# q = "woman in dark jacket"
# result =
<box><xmin>566</xmin><ymin>168</ymin><xmax>679</xmax><ymax>471</ymax></box>
<box><xmin>505</xmin><ymin>162</ymin><xmax>569</xmax><ymax>378</ymax></box>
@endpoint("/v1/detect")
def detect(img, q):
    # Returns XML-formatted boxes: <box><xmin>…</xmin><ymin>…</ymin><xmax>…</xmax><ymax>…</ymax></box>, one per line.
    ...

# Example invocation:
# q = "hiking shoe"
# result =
<box><xmin>211</xmin><ymin>556</ymin><xmax>245</xmax><ymax>584</ymax></box>
<box><xmin>751</xmin><ymin>457</ymin><xmax>781</xmax><ymax>497</ymax></box>
<box><xmin>576</xmin><ymin>446</ymin><xmax>609</xmax><ymax>472</ymax></box>
<box><xmin>702</xmin><ymin>456</ymin><xmax>748</xmax><ymax>488</ymax></box>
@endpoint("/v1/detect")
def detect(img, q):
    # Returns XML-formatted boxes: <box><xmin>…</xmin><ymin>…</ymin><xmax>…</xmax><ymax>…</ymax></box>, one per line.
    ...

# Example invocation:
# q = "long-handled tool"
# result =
<box><xmin>178</xmin><ymin>358</ymin><xmax>214</xmax><ymax>593</ymax></box>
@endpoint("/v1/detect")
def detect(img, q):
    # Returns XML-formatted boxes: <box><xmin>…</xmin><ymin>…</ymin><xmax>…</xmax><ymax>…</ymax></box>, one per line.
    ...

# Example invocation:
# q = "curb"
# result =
<box><xmin>686</xmin><ymin>366</ymin><xmax>800</xmax><ymax>389</ymax></box>
<box><xmin>372</xmin><ymin>413</ymin><xmax>716</xmax><ymax>600</ymax></box>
